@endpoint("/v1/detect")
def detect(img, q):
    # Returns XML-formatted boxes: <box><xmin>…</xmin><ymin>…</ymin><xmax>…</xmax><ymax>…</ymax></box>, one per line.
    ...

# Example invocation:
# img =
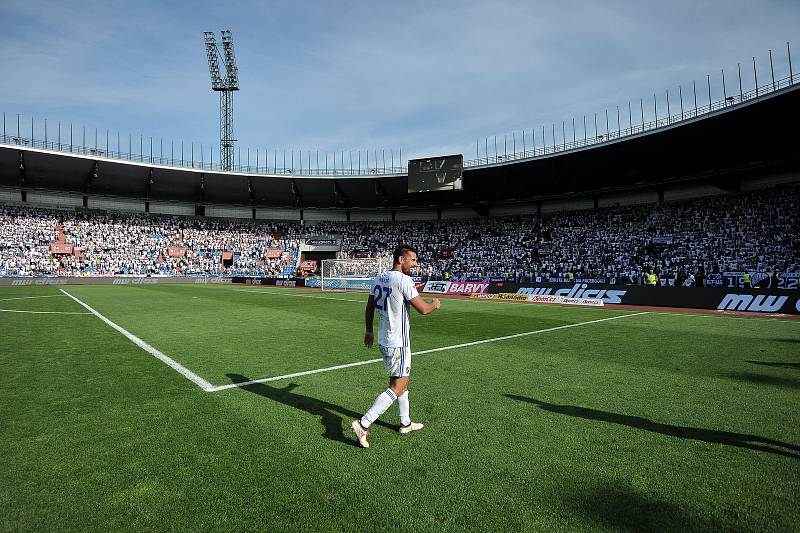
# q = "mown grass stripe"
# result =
<box><xmin>210</xmin><ymin>311</ymin><xmax>648</xmax><ymax>392</ymax></box>
<box><xmin>0</xmin><ymin>295</ymin><xmax>66</xmax><ymax>302</ymax></box>
<box><xmin>60</xmin><ymin>289</ymin><xmax>215</xmax><ymax>391</ymax></box>
<box><xmin>0</xmin><ymin>308</ymin><xmax>92</xmax><ymax>315</ymax></box>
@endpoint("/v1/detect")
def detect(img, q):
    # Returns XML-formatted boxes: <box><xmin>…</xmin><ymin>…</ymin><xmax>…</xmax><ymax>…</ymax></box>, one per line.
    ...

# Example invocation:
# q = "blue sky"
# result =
<box><xmin>1</xmin><ymin>0</ymin><xmax>798</xmax><ymax>166</ymax></box>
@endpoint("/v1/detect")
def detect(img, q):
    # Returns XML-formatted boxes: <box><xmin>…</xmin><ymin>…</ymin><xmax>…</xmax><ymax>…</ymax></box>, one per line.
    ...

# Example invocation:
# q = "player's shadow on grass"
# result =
<box><xmin>746</xmin><ymin>360</ymin><xmax>800</xmax><ymax>370</ymax></box>
<box><xmin>504</xmin><ymin>394</ymin><xmax>800</xmax><ymax>460</ymax></box>
<box><xmin>226</xmin><ymin>374</ymin><xmax>395</xmax><ymax>447</ymax></box>
<box><xmin>568</xmin><ymin>482</ymin><xmax>722</xmax><ymax>532</ymax></box>
<box><xmin>721</xmin><ymin>371</ymin><xmax>800</xmax><ymax>389</ymax></box>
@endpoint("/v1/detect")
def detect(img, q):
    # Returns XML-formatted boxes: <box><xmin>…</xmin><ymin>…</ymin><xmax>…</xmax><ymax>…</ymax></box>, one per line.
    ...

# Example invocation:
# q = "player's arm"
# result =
<box><xmin>408</xmin><ymin>295</ymin><xmax>441</xmax><ymax>315</ymax></box>
<box><xmin>364</xmin><ymin>294</ymin><xmax>376</xmax><ymax>348</ymax></box>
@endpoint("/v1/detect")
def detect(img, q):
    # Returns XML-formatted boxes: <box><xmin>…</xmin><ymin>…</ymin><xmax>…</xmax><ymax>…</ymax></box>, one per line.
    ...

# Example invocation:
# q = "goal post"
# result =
<box><xmin>320</xmin><ymin>258</ymin><xmax>385</xmax><ymax>291</ymax></box>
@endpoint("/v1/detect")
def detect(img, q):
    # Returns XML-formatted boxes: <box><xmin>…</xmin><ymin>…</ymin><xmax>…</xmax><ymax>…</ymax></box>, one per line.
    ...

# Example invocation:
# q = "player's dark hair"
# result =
<box><xmin>393</xmin><ymin>244</ymin><xmax>417</xmax><ymax>264</ymax></box>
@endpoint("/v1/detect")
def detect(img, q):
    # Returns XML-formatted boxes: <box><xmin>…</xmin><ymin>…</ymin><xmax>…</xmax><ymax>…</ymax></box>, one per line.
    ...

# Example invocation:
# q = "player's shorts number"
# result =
<box><xmin>372</xmin><ymin>285</ymin><xmax>393</xmax><ymax>311</ymax></box>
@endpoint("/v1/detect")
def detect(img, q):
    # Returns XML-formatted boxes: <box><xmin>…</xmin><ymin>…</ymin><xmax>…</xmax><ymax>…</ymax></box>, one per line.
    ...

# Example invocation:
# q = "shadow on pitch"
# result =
<box><xmin>721</xmin><ymin>371</ymin><xmax>800</xmax><ymax>389</ymax></box>
<box><xmin>504</xmin><ymin>394</ymin><xmax>800</xmax><ymax>460</ymax></box>
<box><xmin>566</xmin><ymin>482</ymin><xmax>720</xmax><ymax>532</ymax></box>
<box><xmin>226</xmin><ymin>374</ymin><xmax>394</xmax><ymax>447</ymax></box>
<box><xmin>746</xmin><ymin>360</ymin><xmax>800</xmax><ymax>371</ymax></box>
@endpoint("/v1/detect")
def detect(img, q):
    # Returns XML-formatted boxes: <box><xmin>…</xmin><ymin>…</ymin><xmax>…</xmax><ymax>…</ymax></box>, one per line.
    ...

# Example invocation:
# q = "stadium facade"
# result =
<box><xmin>1</xmin><ymin>73</ymin><xmax>798</xmax><ymax>220</ymax></box>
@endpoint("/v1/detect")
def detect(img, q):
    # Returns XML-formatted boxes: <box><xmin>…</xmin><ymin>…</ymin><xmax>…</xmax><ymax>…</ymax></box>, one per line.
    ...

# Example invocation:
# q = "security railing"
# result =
<box><xmin>2</xmin><ymin>71</ymin><xmax>797</xmax><ymax>176</ymax></box>
<box><xmin>464</xmin><ymin>72</ymin><xmax>799</xmax><ymax>168</ymax></box>
<box><xmin>0</xmin><ymin>123</ymin><xmax>407</xmax><ymax>177</ymax></box>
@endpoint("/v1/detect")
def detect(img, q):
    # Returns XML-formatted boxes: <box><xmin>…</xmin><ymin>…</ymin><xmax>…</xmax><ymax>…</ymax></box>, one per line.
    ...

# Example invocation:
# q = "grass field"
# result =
<box><xmin>1</xmin><ymin>283</ymin><xmax>798</xmax><ymax>532</ymax></box>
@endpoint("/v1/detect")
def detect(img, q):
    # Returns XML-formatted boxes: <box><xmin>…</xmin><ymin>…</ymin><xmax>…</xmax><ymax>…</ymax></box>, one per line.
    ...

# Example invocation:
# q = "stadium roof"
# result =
<box><xmin>1</xmin><ymin>79</ymin><xmax>798</xmax><ymax>210</ymax></box>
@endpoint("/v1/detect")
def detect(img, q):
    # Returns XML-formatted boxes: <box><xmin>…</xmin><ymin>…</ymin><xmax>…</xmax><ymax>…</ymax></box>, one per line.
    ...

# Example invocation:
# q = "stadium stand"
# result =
<box><xmin>1</xmin><ymin>184</ymin><xmax>797</xmax><ymax>282</ymax></box>
<box><xmin>313</xmin><ymin>183</ymin><xmax>799</xmax><ymax>284</ymax></box>
<box><xmin>0</xmin><ymin>207</ymin><xmax>297</xmax><ymax>277</ymax></box>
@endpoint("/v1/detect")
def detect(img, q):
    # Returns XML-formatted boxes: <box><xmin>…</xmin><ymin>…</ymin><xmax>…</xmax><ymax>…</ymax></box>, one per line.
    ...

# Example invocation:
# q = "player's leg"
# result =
<box><xmin>388</xmin><ymin>376</ymin><xmax>409</xmax><ymax>397</ymax></box>
<box><xmin>396</xmin><ymin>386</ymin><xmax>411</xmax><ymax>427</ymax></box>
<box><xmin>352</xmin><ymin>386</ymin><xmax>395</xmax><ymax>448</ymax></box>
<box><xmin>352</xmin><ymin>346</ymin><xmax>402</xmax><ymax>447</ymax></box>
<box><xmin>360</xmin><ymin>385</ymin><xmax>398</xmax><ymax>429</ymax></box>
<box><xmin>393</xmin><ymin>348</ymin><xmax>423</xmax><ymax>434</ymax></box>
<box><xmin>389</xmin><ymin>346</ymin><xmax>410</xmax><ymax>423</ymax></box>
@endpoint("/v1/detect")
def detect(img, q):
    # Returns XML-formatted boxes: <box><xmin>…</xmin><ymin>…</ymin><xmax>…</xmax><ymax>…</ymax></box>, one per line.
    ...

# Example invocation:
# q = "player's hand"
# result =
<box><xmin>431</xmin><ymin>298</ymin><xmax>441</xmax><ymax>310</ymax></box>
<box><xmin>364</xmin><ymin>331</ymin><xmax>374</xmax><ymax>348</ymax></box>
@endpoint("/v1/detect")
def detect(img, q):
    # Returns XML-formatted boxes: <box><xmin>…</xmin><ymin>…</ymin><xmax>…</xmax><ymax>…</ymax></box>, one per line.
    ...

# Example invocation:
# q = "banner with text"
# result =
<box><xmin>486</xmin><ymin>281</ymin><xmax>799</xmax><ymax>314</ymax></box>
<box><xmin>422</xmin><ymin>281</ymin><xmax>490</xmax><ymax>294</ymax></box>
<box><xmin>50</xmin><ymin>242</ymin><xmax>74</xmax><ymax>254</ymax></box>
<box><xmin>0</xmin><ymin>276</ymin><xmax>232</xmax><ymax>286</ymax></box>
<box><xmin>231</xmin><ymin>277</ymin><xmax>306</xmax><ymax>287</ymax></box>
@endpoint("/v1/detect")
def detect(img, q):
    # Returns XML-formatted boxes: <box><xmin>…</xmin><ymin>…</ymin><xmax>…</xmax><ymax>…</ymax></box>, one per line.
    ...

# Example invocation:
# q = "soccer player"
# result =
<box><xmin>351</xmin><ymin>244</ymin><xmax>441</xmax><ymax>448</ymax></box>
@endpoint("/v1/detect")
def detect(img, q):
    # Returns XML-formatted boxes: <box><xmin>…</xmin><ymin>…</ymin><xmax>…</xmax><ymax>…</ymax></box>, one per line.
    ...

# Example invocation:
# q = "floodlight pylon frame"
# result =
<box><xmin>203</xmin><ymin>30</ymin><xmax>239</xmax><ymax>171</ymax></box>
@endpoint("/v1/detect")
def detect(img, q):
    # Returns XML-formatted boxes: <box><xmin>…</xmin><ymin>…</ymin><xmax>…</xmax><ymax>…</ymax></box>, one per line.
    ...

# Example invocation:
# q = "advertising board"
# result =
<box><xmin>487</xmin><ymin>282</ymin><xmax>799</xmax><ymax>314</ymax></box>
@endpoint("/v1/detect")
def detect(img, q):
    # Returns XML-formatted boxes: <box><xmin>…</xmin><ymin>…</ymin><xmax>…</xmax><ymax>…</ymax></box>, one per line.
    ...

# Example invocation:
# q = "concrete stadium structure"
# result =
<box><xmin>1</xmin><ymin>77</ymin><xmax>798</xmax><ymax>222</ymax></box>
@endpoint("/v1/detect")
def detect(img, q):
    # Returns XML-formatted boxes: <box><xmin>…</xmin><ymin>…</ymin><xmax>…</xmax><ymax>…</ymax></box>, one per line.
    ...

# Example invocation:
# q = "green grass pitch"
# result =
<box><xmin>1</xmin><ymin>283</ymin><xmax>798</xmax><ymax>532</ymax></box>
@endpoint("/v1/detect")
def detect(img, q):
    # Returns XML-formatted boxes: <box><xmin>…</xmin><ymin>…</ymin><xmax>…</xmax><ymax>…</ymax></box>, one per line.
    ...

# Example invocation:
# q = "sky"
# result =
<box><xmin>1</xmin><ymin>0</ymin><xmax>798</xmax><ymax>168</ymax></box>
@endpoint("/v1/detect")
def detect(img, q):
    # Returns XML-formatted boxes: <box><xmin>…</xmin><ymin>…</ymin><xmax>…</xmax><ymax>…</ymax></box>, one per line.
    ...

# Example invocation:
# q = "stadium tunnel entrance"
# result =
<box><xmin>299</xmin><ymin>250</ymin><xmax>337</xmax><ymax>276</ymax></box>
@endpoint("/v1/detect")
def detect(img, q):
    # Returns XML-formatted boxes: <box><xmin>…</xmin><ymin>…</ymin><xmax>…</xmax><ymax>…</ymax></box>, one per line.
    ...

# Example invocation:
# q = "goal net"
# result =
<box><xmin>321</xmin><ymin>258</ymin><xmax>384</xmax><ymax>291</ymax></box>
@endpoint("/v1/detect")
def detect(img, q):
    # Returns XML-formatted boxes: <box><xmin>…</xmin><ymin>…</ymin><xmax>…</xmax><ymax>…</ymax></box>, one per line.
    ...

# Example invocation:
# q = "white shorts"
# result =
<box><xmin>379</xmin><ymin>345</ymin><xmax>412</xmax><ymax>377</ymax></box>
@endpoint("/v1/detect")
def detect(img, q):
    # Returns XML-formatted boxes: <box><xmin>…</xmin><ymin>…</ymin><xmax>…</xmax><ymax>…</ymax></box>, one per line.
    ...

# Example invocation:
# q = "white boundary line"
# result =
<box><xmin>209</xmin><ymin>311</ymin><xmax>649</xmax><ymax>392</ymax></box>
<box><xmin>0</xmin><ymin>308</ymin><xmax>92</xmax><ymax>315</ymax></box>
<box><xmin>60</xmin><ymin>289</ymin><xmax>216</xmax><ymax>392</ymax></box>
<box><xmin>214</xmin><ymin>358</ymin><xmax>384</xmax><ymax>391</ymax></box>
<box><xmin>413</xmin><ymin>311</ymin><xmax>650</xmax><ymax>355</ymax></box>
<box><xmin>0</xmin><ymin>295</ymin><xmax>66</xmax><ymax>302</ymax></box>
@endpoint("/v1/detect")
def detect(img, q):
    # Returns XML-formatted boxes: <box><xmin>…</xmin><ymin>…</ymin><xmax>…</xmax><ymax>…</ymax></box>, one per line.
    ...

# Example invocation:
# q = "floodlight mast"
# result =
<box><xmin>221</xmin><ymin>31</ymin><xmax>239</xmax><ymax>89</ymax></box>
<box><xmin>203</xmin><ymin>30</ymin><xmax>239</xmax><ymax>171</ymax></box>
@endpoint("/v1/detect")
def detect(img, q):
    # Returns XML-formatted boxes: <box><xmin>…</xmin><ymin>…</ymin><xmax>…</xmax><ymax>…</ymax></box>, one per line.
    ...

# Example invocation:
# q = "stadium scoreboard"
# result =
<box><xmin>407</xmin><ymin>154</ymin><xmax>463</xmax><ymax>193</ymax></box>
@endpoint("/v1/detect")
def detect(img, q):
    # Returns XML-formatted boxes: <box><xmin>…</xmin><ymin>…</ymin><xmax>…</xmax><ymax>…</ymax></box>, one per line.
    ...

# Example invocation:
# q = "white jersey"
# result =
<box><xmin>371</xmin><ymin>269</ymin><xmax>419</xmax><ymax>348</ymax></box>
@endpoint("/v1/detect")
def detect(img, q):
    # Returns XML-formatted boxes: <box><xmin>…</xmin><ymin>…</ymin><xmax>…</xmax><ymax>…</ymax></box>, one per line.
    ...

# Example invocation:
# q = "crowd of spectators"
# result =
<box><xmin>0</xmin><ymin>183</ymin><xmax>796</xmax><ymax>283</ymax></box>
<box><xmin>0</xmin><ymin>207</ymin><xmax>297</xmax><ymax>277</ymax></box>
<box><xmin>309</xmin><ymin>183</ymin><xmax>799</xmax><ymax>284</ymax></box>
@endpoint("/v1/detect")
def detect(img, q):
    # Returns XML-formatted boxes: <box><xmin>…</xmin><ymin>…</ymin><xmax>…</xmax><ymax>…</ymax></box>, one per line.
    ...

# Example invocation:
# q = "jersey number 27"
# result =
<box><xmin>372</xmin><ymin>285</ymin><xmax>393</xmax><ymax>311</ymax></box>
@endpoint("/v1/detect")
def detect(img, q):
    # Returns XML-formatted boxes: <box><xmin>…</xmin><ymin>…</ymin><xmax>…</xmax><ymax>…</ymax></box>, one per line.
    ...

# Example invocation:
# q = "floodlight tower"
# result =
<box><xmin>203</xmin><ymin>30</ymin><xmax>240</xmax><ymax>171</ymax></box>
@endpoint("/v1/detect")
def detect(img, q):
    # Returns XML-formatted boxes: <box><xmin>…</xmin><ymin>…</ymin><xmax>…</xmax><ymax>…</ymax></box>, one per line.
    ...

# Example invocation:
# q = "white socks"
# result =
<box><xmin>360</xmin><ymin>388</ymin><xmax>397</xmax><ymax>428</ymax></box>
<box><xmin>398</xmin><ymin>391</ymin><xmax>411</xmax><ymax>426</ymax></box>
<box><xmin>360</xmin><ymin>389</ymin><xmax>412</xmax><ymax>428</ymax></box>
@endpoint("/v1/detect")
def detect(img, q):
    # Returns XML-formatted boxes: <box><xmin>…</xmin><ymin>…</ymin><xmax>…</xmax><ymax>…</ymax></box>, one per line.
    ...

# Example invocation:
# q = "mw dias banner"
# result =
<box><xmin>230</xmin><ymin>276</ymin><xmax>306</xmax><ymax>287</ymax></box>
<box><xmin>0</xmin><ymin>277</ymin><xmax>233</xmax><ymax>286</ymax></box>
<box><xmin>422</xmin><ymin>281</ymin><xmax>490</xmax><ymax>294</ymax></box>
<box><xmin>487</xmin><ymin>282</ymin><xmax>800</xmax><ymax>315</ymax></box>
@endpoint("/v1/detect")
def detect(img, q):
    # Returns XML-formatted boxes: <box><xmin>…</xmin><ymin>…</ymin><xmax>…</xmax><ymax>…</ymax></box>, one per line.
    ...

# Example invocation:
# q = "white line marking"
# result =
<box><xmin>60</xmin><ymin>289</ymin><xmax>215</xmax><ymax>392</ymax></box>
<box><xmin>0</xmin><ymin>294</ymin><xmax>66</xmax><ymax>302</ymax></box>
<box><xmin>210</xmin><ymin>358</ymin><xmax>384</xmax><ymax>392</ymax></box>
<box><xmin>413</xmin><ymin>311</ymin><xmax>650</xmax><ymax>355</ymax></box>
<box><xmin>209</xmin><ymin>311</ymin><xmax>649</xmax><ymax>392</ymax></box>
<box><xmin>0</xmin><ymin>308</ymin><xmax>92</xmax><ymax>315</ymax></box>
<box><xmin>235</xmin><ymin>289</ymin><xmax>366</xmax><ymax>303</ymax></box>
